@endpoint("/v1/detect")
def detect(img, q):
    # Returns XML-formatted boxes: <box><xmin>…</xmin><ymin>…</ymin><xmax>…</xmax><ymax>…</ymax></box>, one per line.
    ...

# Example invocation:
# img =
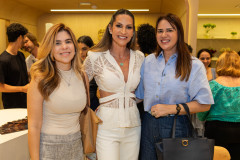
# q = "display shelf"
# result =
<box><xmin>197</xmin><ymin>38</ymin><xmax>240</xmax><ymax>57</ymax></box>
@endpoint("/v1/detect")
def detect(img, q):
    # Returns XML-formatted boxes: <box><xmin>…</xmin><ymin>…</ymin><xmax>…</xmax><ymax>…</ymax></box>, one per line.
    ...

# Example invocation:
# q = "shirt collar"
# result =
<box><xmin>157</xmin><ymin>51</ymin><xmax>178</xmax><ymax>61</ymax></box>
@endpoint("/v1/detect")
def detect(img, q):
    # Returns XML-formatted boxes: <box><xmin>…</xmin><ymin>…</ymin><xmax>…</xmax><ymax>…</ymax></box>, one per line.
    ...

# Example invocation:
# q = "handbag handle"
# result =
<box><xmin>171</xmin><ymin>103</ymin><xmax>198</xmax><ymax>138</ymax></box>
<box><xmin>81</xmin><ymin>71</ymin><xmax>91</xmax><ymax>115</ymax></box>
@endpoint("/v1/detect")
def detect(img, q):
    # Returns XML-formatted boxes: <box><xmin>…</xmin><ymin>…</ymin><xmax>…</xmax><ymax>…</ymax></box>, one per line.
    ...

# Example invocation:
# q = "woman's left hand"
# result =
<box><xmin>150</xmin><ymin>104</ymin><xmax>172</xmax><ymax>118</ymax></box>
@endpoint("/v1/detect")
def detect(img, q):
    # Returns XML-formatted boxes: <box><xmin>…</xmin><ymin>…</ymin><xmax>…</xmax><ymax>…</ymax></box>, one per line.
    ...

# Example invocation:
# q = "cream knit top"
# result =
<box><xmin>41</xmin><ymin>69</ymin><xmax>86</xmax><ymax>135</ymax></box>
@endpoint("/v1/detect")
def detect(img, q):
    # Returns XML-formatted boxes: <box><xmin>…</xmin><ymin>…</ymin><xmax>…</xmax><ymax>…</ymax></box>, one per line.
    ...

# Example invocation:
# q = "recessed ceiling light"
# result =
<box><xmin>51</xmin><ymin>9</ymin><xmax>149</xmax><ymax>12</ymax></box>
<box><xmin>80</xmin><ymin>2</ymin><xmax>91</xmax><ymax>5</ymax></box>
<box><xmin>198</xmin><ymin>14</ymin><xmax>240</xmax><ymax>16</ymax></box>
<box><xmin>91</xmin><ymin>5</ymin><xmax>97</xmax><ymax>9</ymax></box>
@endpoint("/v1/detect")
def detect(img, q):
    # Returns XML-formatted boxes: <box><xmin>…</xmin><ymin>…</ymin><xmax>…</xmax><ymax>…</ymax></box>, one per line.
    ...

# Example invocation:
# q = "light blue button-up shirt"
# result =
<box><xmin>135</xmin><ymin>52</ymin><xmax>214</xmax><ymax>111</ymax></box>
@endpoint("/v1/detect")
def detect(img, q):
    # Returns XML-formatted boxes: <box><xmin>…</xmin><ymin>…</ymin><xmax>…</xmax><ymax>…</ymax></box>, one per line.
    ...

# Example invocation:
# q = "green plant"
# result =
<box><xmin>203</xmin><ymin>24</ymin><xmax>216</xmax><ymax>33</ymax></box>
<box><xmin>220</xmin><ymin>48</ymin><xmax>231</xmax><ymax>53</ymax></box>
<box><xmin>230</xmin><ymin>32</ymin><xmax>237</xmax><ymax>36</ymax></box>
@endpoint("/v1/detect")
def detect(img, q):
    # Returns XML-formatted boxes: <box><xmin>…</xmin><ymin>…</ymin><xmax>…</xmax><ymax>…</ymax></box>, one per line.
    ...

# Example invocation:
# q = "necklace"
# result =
<box><xmin>111</xmin><ymin>52</ymin><xmax>129</xmax><ymax>66</ymax></box>
<box><xmin>61</xmin><ymin>69</ymin><xmax>72</xmax><ymax>87</ymax></box>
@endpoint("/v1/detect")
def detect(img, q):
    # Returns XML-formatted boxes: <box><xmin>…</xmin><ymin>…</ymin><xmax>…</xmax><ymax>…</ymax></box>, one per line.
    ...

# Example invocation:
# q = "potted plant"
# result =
<box><xmin>230</xmin><ymin>32</ymin><xmax>237</xmax><ymax>39</ymax></box>
<box><xmin>203</xmin><ymin>23</ymin><xmax>216</xmax><ymax>38</ymax></box>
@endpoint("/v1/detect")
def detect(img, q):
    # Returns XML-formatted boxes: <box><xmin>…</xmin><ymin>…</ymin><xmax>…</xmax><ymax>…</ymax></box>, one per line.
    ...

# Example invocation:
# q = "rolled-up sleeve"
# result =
<box><xmin>188</xmin><ymin>59</ymin><xmax>214</xmax><ymax>104</ymax></box>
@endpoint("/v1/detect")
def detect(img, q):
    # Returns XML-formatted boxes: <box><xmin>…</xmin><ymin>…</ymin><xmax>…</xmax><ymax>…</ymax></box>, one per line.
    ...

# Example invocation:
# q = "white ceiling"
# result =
<box><xmin>13</xmin><ymin>0</ymin><xmax>240</xmax><ymax>14</ymax></box>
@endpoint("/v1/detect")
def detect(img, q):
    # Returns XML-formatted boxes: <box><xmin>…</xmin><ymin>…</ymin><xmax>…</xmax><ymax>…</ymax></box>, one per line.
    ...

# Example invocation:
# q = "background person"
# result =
<box><xmin>77</xmin><ymin>35</ymin><xmax>94</xmax><ymax>61</ymax></box>
<box><xmin>136</xmin><ymin>23</ymin><xmax>157</xmax><ymax>121</ymax></box>
<box><xmin>137</xmin><ymin>23</ymin><xmax>157</xmax><ymax>56</ymax></box>
<box><xmin>24</xmin><ymin>32</ymin><xmax>39</xmax><ymax>72</ymax></box>
<box><xmin>135</xmin><ymin>13</ymin><xmax>214</xmax><ymax>160</ymax></box>
<box><xmin>78</xmin><ymin>35</ymin><xmax>99</xmax><ymax>111</ymax></box>
<box><xmin>198</xmin><ymin>51</ymin><xmax>240</xmax><ymax>160</ymax></box>
<box><xmin>0</xmin><ymin>23</ymin><xmax>29</xmax><ymax>109</ymax></box>
<box><xmin>197</xmin><ymin>48</ymin><xmax>216</xmax><ymax>81</ymax></box>
<box><xmin>28</xmin><ymin>23</ymin><xmax>86</xmax><ymax>160</ymax></box>
<box><xmin>84</xmin><ymin>9</ymin><xmax>144</xmax><ymax>160</ymax></box>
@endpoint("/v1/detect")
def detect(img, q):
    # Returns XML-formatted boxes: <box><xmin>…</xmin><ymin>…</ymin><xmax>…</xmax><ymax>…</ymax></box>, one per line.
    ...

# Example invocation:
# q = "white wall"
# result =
<box><xmin>197</xmin><ymin>18</ymin><xmax>240</xmax><ymax>39</ymax></box>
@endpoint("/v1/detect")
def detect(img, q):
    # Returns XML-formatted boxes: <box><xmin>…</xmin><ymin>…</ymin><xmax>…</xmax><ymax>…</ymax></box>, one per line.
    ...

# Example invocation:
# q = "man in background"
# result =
<box><xmin>0</xmin><ymin>23</ymin><xmax>29</xmax><ymax>109</ymax></box>
<box><xmin>24</xmin><ymin>32</ymin><xmax>39</xmax><ymax>72</ymax></box>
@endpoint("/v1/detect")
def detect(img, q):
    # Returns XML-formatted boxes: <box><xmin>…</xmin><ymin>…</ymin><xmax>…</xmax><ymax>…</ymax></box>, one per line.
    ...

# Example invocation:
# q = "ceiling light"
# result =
<box><xmin>51</xmin><ymin>9</ymin><xmax>149</xmax><ymax>12</ymax></box>
<box><xmin>198</xmin><ymin>14</ymin><xmax>240</xmax><ymax>17</ymax></box>
<box><xmin>91</xmin><ymin>5</ymin><xmax>97</xmax><ymax>9</ymax></box>
<box><xmin>80</xmin><ymin>2</ymin><xmax>91</xmax><ymax>5</ymax></box>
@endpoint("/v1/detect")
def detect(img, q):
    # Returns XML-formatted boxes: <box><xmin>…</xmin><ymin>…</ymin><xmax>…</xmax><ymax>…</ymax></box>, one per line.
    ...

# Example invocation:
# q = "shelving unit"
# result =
<box><xmin>197</xmin><ymin>38</ymin><xmax>240</xmax><ymax>67</ymax></box>
<box><xmin>197</xmin><ymin>38</ymin><xmax>240</xmax><ymax>57</ymax></box>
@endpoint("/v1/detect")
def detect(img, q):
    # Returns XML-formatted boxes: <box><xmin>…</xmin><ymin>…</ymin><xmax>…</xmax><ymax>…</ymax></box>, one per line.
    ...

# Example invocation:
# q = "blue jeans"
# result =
<box><xmin>139</xmin><ymin>112</ymin><xmax>192</xmax><ymax>160</ymax></box>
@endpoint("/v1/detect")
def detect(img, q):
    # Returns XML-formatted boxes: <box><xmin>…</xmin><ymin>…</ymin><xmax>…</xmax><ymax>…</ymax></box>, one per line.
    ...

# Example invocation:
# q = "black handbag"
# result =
<box><xmin>155</xmin><ymin>103</ymin><xmax>215</xmax><ymax>160</ymax></box>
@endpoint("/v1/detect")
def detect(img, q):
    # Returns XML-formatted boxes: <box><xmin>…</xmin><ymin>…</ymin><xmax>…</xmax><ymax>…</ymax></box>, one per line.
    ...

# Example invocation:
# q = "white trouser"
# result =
<box><xmin>96</xmin><ymin>126</ymin><xmax>141</xmax><ymax>160</ymax></box>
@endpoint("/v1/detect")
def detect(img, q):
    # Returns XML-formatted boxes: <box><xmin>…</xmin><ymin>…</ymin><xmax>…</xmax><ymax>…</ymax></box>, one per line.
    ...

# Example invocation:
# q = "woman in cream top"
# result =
<box><xmin>27</xmin><ymin>24</ymin><xmax>86</xmax><ymax>160</ymax></box>
<box><xmin>41</xmin><ymin>68</ymin><xmax>86</xmax><ymax>135</ymax></box>
<box><xmin>84</xmin><ymin>9</ymin><xmax>144</xmax><ymax>160</ymax></box>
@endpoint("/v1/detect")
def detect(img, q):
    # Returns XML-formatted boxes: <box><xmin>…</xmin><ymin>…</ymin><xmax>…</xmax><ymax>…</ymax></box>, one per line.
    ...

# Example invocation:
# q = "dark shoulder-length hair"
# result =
<box><xmin>155</xmin><ymin>13</ymin><xmax>192</xmax><ymax>81</ymax></box>
<box><xmin>77</xmin><ymin>35</ymin><xmax>94</xmax><ymax>48</ymax></box>
<box><xmin>197</xmin><ymin>48</ymin><xmax>212</xmax><ymax>58</ymax></box>
<box><xmin>91</xmin><ymin>9</ymin><xmax>136</xmax><ymax>52</ymax></box>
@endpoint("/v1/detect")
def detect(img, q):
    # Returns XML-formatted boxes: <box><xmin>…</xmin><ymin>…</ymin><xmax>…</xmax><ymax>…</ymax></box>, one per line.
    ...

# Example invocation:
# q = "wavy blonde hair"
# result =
<box><xmin>30</xmin><ymin>23</ymin><xmax>84</xmax><ymax>100</ymax></box>
<box><xmin>216</xmin><ymin>50</ymin><xmax>240</xmax><ymax>77</ymax></box>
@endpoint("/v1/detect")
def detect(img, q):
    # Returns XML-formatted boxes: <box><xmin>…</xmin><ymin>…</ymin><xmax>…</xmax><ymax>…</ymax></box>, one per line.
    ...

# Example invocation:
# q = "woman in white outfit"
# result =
<box><xmin>84</xmin><ymin>9</ymin><xmax>144</xmax><ymax>160</ymax></box>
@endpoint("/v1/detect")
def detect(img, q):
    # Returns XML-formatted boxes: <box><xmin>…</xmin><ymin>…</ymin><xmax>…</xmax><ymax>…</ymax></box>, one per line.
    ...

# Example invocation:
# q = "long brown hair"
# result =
<box><xmin>155</xmin><ymin>13</ymin><xmax>192</xmax><ymax>81</ymax></box>
<box><xmin>91</xmin><ymin>9</ymin><xmax>136</xmax><ymax>52</ymax></box>
<box><xmin>30</xmin><ymin>23</ymin><xmax>84</xmax><ymax>100</ymax></box>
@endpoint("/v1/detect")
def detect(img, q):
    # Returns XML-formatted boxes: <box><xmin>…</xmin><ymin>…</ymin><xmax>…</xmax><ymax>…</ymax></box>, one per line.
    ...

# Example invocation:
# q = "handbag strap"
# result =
<box><xmin>181</xmin><ymin>103</ymin><xmax>197</xmax><ymax>137</ymax></box>
<box><xmin>81</xmin><ymin>71</ymin><xmax>91</xmax><ymax>114</ymax></box>
<box><xmin>171</xmin><ymin>103</ymin><xmax>198</xmax><ymax>138</ymax></box>
<box><xmin>171</xmin><ymin>105</ymin><xmax>179</xmax><ymax>138</ymax></box>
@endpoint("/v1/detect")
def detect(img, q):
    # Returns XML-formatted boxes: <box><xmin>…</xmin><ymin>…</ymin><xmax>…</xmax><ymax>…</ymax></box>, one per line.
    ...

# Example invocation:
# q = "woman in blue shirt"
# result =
<box><xmin>135</xmin><ymin>13</ymin><xmax>214</xmax><ymax>160</ymax></box>
<box><xmin>198</xmin><ymin>51</ymin><xmax>240</xmax><ymax>160</ymax></box>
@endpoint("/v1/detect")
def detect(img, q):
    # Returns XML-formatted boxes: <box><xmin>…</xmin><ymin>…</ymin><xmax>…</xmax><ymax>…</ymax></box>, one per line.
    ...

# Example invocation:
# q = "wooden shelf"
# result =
<box><xmin>196</xmin><ymin>38</ymin><xmax>240</xmax><ymax>58</ymax></box>
<box><xmin>197</xmin><ymin>38</ymin><xmax>240</xmax><ymax>40</ymax></box>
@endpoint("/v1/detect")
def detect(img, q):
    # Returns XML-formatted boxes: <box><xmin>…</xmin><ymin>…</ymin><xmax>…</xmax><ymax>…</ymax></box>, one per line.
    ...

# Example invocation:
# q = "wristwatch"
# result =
<box><xmin>176</xmin><ymin>104</ymin><xmax>181</xmax><ymax>115</ymax></box>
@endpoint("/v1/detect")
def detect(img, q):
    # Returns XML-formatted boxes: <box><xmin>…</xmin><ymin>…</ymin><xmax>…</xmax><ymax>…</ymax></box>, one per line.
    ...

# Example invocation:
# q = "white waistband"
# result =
<box><xmin>99</xmin><ymin>92</ymin><xmax>135</xmax><ymax>103</ymax></box>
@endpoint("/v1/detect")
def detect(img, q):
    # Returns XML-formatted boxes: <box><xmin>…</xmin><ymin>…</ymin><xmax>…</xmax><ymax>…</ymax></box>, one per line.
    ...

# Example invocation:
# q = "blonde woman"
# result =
<box><xmin>28</xmin><ymin>23</ymin><xmax>86</xmax><ymax>160</ymax></box>
<box><xmin>198</xmin><ymin>51</ymin><xmax>240</xmax><ymax>160</ymax></box>
<box><xmin>84</xmin><ymin>9</ymin><xmax>144</xmax><ymax>160</ymax></box>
